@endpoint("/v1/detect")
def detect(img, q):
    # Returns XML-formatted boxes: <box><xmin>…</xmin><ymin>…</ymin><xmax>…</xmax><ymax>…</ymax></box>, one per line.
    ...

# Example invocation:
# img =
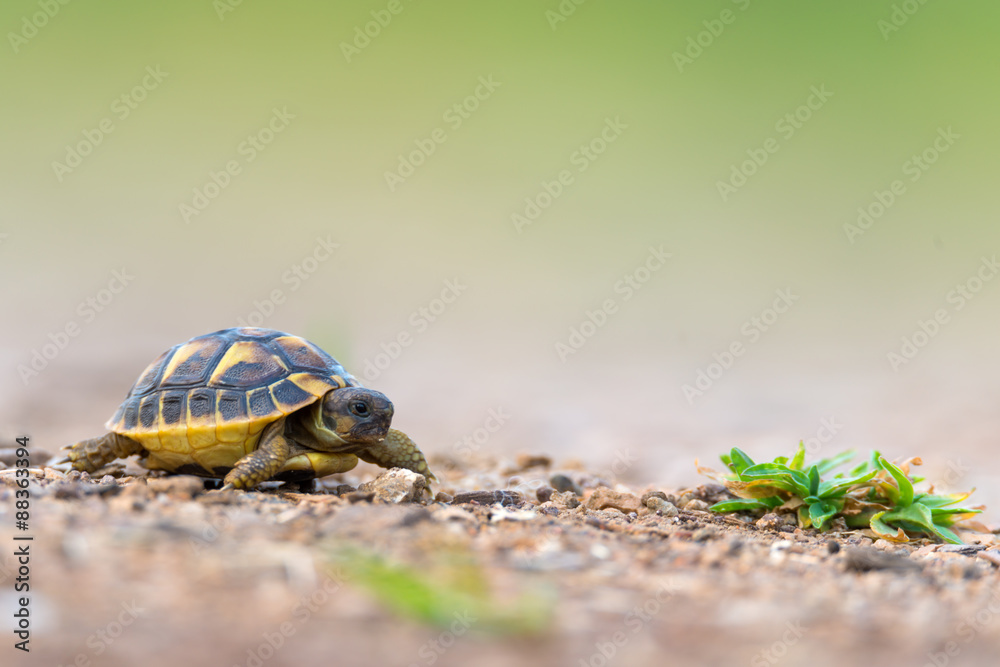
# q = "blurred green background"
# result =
<box><xmin>2</xmin><ymin>1</ymin><xmax>999</xmax><ymax>502</ymax></box>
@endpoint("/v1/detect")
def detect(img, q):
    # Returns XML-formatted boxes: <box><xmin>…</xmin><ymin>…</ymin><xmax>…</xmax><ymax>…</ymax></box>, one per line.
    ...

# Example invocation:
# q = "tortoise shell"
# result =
<box><xmin>106</xmin><ymin>327</ymin><xmax>357</xmax><ymax>473</ymax></box>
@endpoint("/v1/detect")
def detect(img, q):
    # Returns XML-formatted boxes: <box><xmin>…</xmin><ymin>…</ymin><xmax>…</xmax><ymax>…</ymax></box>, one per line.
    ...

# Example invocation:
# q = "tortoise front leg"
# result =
<box><xmin>221</xmin><ymin>417</ymin><xmax>291</xmax><ymax>490</ymax></box>
<box><xmin>357</xmin><ymin>428</ymin><xmax>437</xmax><ymax>483</ymax></box>
<box><xmin>65</xmin><ymin>432</ymin><xmax>144</xmax><ymax>472</ymax></box>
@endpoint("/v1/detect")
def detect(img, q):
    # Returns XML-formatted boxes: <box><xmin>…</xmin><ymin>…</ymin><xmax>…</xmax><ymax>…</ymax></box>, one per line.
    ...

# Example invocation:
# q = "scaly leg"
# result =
<box><xmin>65</xmin><ymin>432</ymin><xmax>144</xmax><ymax>472</ymax></box>
<box><xmin>357</xmin><ymin>428</ymin><xmax>437</xmax><ymax>483</ymax></box>
<box><xmin>221</xmin><ymin>417</ymin><xmax>291</xmax><ymax>490</ymax></box>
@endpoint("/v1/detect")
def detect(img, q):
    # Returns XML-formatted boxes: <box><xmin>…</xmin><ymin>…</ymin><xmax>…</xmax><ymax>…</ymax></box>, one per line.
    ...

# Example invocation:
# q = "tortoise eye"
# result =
<box><xmin>350</xmin><ymin>401</ymin><xmax>370</xmax><ymax>417</ymax></box>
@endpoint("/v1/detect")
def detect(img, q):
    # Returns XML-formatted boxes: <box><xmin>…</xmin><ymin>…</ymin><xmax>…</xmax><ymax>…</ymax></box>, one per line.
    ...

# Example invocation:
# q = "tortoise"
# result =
<box><xmin>65</xmin><ymin>327</ymin><xmax>435</xmax><ymax>490</ymax></box>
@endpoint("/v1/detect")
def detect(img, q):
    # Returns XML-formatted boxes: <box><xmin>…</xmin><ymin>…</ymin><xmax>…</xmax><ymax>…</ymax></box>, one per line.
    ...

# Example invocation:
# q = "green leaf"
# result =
<box><xmin>816</xmin><ymin>470</ymin><xmax>877</xmax><ymax>499</ymax></box>
<box><xmin>808</xmin><ymin>465</ymin><xmax>820</xmax><ymax>496</ymax></box>
<box><xmin>815</xmin><ymin>449</ymin><xmax>856</xmax><ymax>475</ymax></box>
<box><xmin>789</xmin><ymin>442</ymin><xmax>806</xmax><ymax>471</ymax></box>
<box><xmin>880</xmin><ymin>503</ymin><xmax>964</xmax><ymax>545</ymax></box>
<box><xmin>869</xmin><ymin>511</ymin><xmax>906</xmax><ymax>541</ymax></box>
<box><xmin>878</xmin><ymin>457</ymin><xmax>914</xmax><ymax>507</ymax></box>
<box><xmin>740</xmin><ymin>463</ymin><xmax>810</xmax><ymax>497</ymax></box>
<box><xmin>729</xmin><ymin>448</ymin><xmax>756</xmax><ymax>478</ymax></box>
<box><xmin>808</xmin><ymin>500</ymin><xmax>841</xmax><ymax>531</ymax></box>
<box><xmin>914</xmin><ymin>492</ymin><xmax>973</xmax><ymax>509</ymax></box>
<box><xmin>709</xmin><ymin>497</ymin><xmax>782</xmax><ymax>513</ymax></box>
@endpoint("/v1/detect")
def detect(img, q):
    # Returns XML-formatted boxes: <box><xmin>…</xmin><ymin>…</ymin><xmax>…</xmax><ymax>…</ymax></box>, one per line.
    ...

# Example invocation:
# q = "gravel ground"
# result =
<box><xmin>3</xmin><ymin>451</ymin><xmax>1000</xmax><ymax>667</ymax></box>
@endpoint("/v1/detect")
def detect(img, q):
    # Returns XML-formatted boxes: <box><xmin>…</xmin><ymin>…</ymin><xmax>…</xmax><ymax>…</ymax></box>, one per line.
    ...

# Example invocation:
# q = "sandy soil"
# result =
<box><xmin>3</xmin><ymin>450</ymin><xmax>1000</xmax><ymax>667</ymax></box>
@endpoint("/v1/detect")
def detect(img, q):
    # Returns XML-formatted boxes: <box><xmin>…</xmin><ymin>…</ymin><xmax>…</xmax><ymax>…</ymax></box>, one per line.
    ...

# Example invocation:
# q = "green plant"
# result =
<box><xmin>325</xmin><ymin>545</ymin><xmax>551</xmax><ymax>634</ymax></box>
<box><xmin>698</xmin><ymin>443</ymin><xmax>983</xmax><ymax>544</ymax></box>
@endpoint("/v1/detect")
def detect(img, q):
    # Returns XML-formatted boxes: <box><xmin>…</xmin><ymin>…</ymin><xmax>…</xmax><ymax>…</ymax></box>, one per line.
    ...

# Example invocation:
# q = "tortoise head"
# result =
<box><xmin>317</xmin><ymin>387</ymin><xmax>394</xmax><ymax>446</ymax></box>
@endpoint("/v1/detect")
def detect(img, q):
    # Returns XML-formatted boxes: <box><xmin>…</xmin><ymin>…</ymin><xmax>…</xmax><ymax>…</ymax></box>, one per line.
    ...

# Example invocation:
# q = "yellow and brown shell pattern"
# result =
<box><xmin>106</xmin><ymin>327</ymin><xmax>355</xmax><ymax>474</ymax></box>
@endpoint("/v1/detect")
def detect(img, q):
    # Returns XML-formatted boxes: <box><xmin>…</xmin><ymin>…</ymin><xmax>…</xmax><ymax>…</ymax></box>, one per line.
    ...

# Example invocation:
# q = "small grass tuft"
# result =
<box><xmin>698</xmin><ymin>443</ymin><xmax>983</xmax><ymax>544</ymax></box>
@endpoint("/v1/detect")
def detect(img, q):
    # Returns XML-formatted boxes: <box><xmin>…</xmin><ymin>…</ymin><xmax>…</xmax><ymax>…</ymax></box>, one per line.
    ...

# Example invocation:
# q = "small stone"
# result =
<box><xmin>99</xmin><ymin>475</ymin><xmax>117</xmax><ymax>485</ymax></box>
<box><xmin>585</xmin><ymin>487</ymin><xmax>642</xmax><ymax>514</ymax></box>
<box><xmin>550</xmin><ymin>491</ymin><xmax>580</xmax><ymax>510</ymax></box>
<box><xmin>434</xmin><ymin>491</ymin><xmax>454</xmax><ymax>504</ymax></box>
<box><xmin>452</xmin><ymin>490</ymin><xmax>523</xmax><ymax>506</ymax></box>
<box><xmin>692</xmin><ymin>527</ymin><xmax>718</xmax><ymax>542</ymax></box>
<box><xmin>536</xmin><ymin>486</ymin><xmax>554</xmax><ymax>503</ymax></box>
<box><xmin>333</xmin><ymin>484</ymin><xmax>357</xmax><ymax>496</ymax></box>
<box><xmin>640</xmin><ymin>490</ymin><xmax>668</xmax><ymax>505</ymax></box>
<box><xmin>756</xmin><ymin>513</ymin><xmax>785</xmax><ymax>532</ymax></box>
<box><xmin>976</xmin><ymin>549</ymin><xmax>1000</xmax><ymax>567</ymax></box>
<box><xmin>826</xmin><ymin>540</ymin><xmax>841</xmax><ymax>555</ymax></box>
<box><xmin>516</xmin><ymin>453</ymin><xmax>552</xmax><ymax>470</ymax></box>
<box><xmin>645</xmin><ymin>497</ymin><xmax>678</xmax><ymax>517</ymax></box>
<box><xmin>147</xmin><ymin>476</ymin><xmax>206</xmax><ymax>499</ymax></box>
<box><xmin>549</xmin><ymin>474</ymin><xmax>582</xmax><ymax>496</ymax></box>
<box><xmin>844</xmin><ymin>547</ymin><xmax>923</xmax><ymax>573</ymax></box>
<box><xmin>358</xmin><ymin>468</ymin><xmax>427</xmax><ymax>504</ymax></box>
<box><xmin>683</xmin><ymin>499</ymin><xmax>710</xmax><ymax>512</ymax></box>
<box><xmin>345</xmin><ymin>491</ymin><xmax>375</xmax><ymax>504</ymax></box>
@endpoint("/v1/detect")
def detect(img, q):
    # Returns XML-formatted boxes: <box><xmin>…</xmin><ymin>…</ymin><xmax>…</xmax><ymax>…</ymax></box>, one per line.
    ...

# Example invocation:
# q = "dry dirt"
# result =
<box><xmin>3</xmin><ymin>448</ymin><xmax>1000</xmax><ymax>667</ymax></box>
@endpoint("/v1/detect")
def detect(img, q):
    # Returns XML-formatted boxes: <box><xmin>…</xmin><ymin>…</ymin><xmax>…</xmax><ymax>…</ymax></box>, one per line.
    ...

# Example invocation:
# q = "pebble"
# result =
<box><xmin>515</xmin><ymin>454</ymin><xmax>552</xmax><ymax>470</ymax></box>
<box><xmin>683</xmin><ymin>499</ymin><xmax>710</xmax><ymax>512</ymax></box>
<box><xmin>756</xmin><ymin>513</ymin><xmax>790</xmax><ymax>532</ymax></box>
<box><xmin>434</xmin><ymin>491</ymin><xmax>454</xmax><ymax>504</ymax></box>
<box><xmin>452</xmin><ymin>490</ymin><xmax>523</xmax><ymax>507</ymax></box>
<box><xmin>640</xmin><ymin>490</ymin><xmax>668</xmax><ymax>505</ymax></box>
<box><xmin>536</xmin><ymin>486</ymin><xmax>554</xmax><ymax>503</ymax></box>
<box><xmin>645</xmin><ymin>497</ymin><xmax>678</xmax><ymax>517</ymax></box>
<box><xmin>357</xmin><ymin>468</ymin><xmax>426</xmax><ymax>504</ymax></box>
<box><xmin>585</xmin><ymin>488</ymin><xmax>641</xmax><ymax>514</ymax></box>
<box><xmin>977</xmin><ymin>550</ymin><xmax>1000</xmax><ymax>567</ymax></box>
<box><xmin>549</xmin><ymin>474</ymin><xmax>582</xmax><ymax>496</ymax></box>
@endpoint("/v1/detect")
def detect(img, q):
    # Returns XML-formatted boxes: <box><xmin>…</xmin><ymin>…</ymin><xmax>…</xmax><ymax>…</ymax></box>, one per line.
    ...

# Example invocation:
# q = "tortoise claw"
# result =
<box><xmin>219</xmin><ymin>483</ymin><xmax>235</xmax><ymax>492</ymax></box>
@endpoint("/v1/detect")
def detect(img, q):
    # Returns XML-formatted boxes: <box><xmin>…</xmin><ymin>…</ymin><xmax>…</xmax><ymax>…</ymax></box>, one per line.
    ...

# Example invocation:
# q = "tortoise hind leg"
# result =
<box><xmin>66</xmin><ymin>433</ymin><xmax>144</xmax><ymax>472</ymax></box>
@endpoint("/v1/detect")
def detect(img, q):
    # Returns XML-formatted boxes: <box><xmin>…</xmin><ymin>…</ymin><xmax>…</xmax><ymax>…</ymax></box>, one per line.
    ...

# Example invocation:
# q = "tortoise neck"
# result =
<box><xmin>297</xmin><ymin>400</ymin><xmax>351</xmax><ymax>451</ymax></box>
